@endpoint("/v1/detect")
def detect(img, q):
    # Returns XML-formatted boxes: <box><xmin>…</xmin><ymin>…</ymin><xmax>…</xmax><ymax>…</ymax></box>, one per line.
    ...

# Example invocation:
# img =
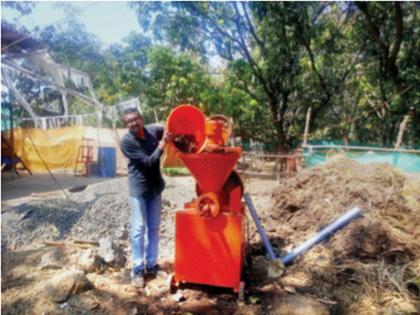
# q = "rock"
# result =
<box><xmin>237</xmin><ymin>303</ymin><xmax>263</xmax><ymax>315</ymax></box>
<box><xmin>162</xmin><ymin>199</ymin><xmax>171</xmax><ymax>207</ymax></box>
<box><xmin>156</xmin><ymin>270</ymin><xmax>168</xmax><ymax>279</ymax></box>
<box><xmin>259</xmin><ymin>283</ymin><xmax>283</xmax><ymax>294</ymax></box>
<box><xmin>67</xmin><ymin>291</ymin><xmax>99</xmax><ymax>311</ymax></box>
<box><xmin>383</xmin><ymin>297</ymin><xmax>419</xmax><ymax>315</ymax></box>
<box><xmin>267</xmin><ymin>294</ymin><xmax>330</xmax><ymax>315</ymax></box>
<box><xmin>44</xmin><ymin>270</ymin><xmax>92</xmax><ymax>303</ymax></box>
<box><xmin>179</xmin><ymin>299</ymin><xmax>216</xmax><ymax>313</ymax></box>
<box><xmin>267</xmin><ymin>259</ymin><xmax>285</xmax><ymax>278</ymax></box>
<box><xmin>145</xmin><ymin>283</ymin><xmax>167</xmax><ymax>297</ymax></box>
<box><xmin>77</xmin><ymin>248</ymin><xmax>104</xmax><ymax>273</ymax></box>
<box><xmin>144</xmin><ymin>274</ymin><xmax>170</xmax><ymax>296</ymax></box>
<box><xmin>39</xmin><ymin>248</ymin><xmax>64</xmax><ymax>270</ymax></box>
<box><xmin>171</xmin><ymin>291</ymin><xmax>186</xmax><ymax>302</ymax></box>
<box><xmin>284</xmin><ymin>286</ymin><xmax>297</xmax><ymax>294</ymax></box>
<box><xmin>282</xmin><ymin>271</ymin><xmax>312</xmax><ymax>288</ymax></box>
<box><xmin>118</xmin><ymin>229</ymin><xmax>129</xmax><ymax>241</ymax></box>
<box><xmin>98</xmin><ymin>235</ymin><xmax>126</xmax><ymax>268</ymax></box>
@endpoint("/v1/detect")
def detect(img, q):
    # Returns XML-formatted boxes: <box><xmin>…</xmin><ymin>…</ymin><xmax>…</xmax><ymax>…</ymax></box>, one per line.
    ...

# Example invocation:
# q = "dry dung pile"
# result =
<box><xmin>260</xmin><ymin>155</ymin><xmax>420</xmax><ymax>314</ymax></box>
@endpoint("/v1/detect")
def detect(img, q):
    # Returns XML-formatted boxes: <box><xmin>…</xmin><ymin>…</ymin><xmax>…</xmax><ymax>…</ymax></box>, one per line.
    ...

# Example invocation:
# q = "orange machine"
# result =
<box><xmin>167</xmin><ymin>105</ymin><xmax>245</xmax><ymax>296</ymax></box>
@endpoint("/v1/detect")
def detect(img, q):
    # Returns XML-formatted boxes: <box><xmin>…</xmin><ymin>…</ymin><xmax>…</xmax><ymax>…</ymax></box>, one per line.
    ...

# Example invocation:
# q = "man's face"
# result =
<box><xmin>123</xmin><ymin>112</ymin><xmax>144</xmax><ymax>135</ymax></box>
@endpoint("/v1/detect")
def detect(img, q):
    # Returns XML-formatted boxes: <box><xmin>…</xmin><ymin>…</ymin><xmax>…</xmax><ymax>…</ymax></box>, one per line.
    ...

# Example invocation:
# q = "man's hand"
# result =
<box><xmin>158</xmin><ymin>130</ymin><xmax>172</xmax><ymax>150</ymax></box>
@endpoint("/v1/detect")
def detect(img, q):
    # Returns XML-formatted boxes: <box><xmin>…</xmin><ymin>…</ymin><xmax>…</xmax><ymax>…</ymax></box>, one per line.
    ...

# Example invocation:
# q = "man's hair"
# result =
<box><xmin>122</xmin><ymin>107</ymin><xmax>141</xmax><ymax>116</ymax></box>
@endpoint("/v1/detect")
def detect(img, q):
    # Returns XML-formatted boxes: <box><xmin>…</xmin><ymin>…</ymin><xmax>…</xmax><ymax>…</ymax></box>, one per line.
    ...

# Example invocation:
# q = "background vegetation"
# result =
<box><xmin>2</xmin><ymin>2</ymin><xmax>419</xmax><ymax>151</ymax></box>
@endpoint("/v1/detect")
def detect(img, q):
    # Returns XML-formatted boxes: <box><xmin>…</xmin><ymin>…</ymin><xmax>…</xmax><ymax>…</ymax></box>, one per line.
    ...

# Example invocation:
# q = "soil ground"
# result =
<box><xmin>1</xmin><ymin>157</ymin><xmax>419</xmax><ymax>314</ymax></box>
<box><xmin>1</xmin><ymin>172</ymin><xmax>113</xmax><ymax>201</ymax></box>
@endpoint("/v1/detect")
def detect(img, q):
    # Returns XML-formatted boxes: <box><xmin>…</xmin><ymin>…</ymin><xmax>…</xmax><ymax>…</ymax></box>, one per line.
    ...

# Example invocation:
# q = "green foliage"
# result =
<box><xmin>4</xmin><ymin>2</ymin><xmax>419</xmax><ymax>148</ymax></box>
<box><xmin>162</xmin><ymin>167</ymin><xmax>189</xmax><ymax>176</ymax></box>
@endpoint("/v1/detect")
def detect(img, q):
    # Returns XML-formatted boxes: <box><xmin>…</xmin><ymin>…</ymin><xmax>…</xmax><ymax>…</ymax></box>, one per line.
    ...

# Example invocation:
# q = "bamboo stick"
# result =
<box><xmin>302</xmin><ymin>144</ymin><xmax>420</xmax><ymax>154</ymax></box>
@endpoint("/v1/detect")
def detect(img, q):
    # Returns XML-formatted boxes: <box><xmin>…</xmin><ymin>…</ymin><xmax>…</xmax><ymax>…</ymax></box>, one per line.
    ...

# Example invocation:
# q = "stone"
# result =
<box><xmin>179</xmin><ymin>300</ymin><xmax>216</xmax><ymax>313</ymax></box>
<box><xmin>156</xmin><ymin>270</ymin><xmax>168</xmax><ymax>279</ymax></box>
<box><xmin>118</xmin><ymin>229</ymin><xmax>129</xmax><ymax>241</ymax></box>
<box><xmin>67</xmin><ymin>291</ymin><xmax>99</xmax><ymax>311</ymax></box>
<box><xmin>44</xmin><ymin>269</ymin><xmax>92</xmax><ymax>303</ymax></box>
<box><xmin>282</xmin><ymin>271</ymin><xmax>312</xmax><ymax>288</ymax></box>
<box><xmin>98</xmin><ymin>236</ymin><xmax>126</xmax><ymax>268</ymax></box>
<box><xmin>171</xmin><ymin>291</ymin><xmax>186</xmax><ymax>302</ymax></box>
<box><xmin>383</xmin><ymin>297</ymin><xmax>418</xmax><ymax>315</ymax></box>
<box><xmin>267</xmin><ymin>294</ymin><xmax>330</xmax><ymax>315</ymax></box>
<box><xmin>39</xmin><ymin>248</ymin><xmax>64</xmax><ymax>270</ymax></box>
<box><xmin>77</xmin><ymin>248</ymin><xmax>104</xmax><ymax>273</ymax></box>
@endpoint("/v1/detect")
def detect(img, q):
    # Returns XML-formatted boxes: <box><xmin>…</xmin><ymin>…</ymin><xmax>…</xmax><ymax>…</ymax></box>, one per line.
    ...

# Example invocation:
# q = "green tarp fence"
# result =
<box><xmin>304</xmin><ymin>142</ymin><xmax>420</xmax><ymax>173</ymax></box>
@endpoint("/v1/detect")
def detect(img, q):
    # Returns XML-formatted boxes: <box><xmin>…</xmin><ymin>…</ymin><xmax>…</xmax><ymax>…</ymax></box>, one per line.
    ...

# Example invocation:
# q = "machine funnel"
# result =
<box><xmin>178</xmin><ymin>148</ymin><xmax>241</xmax><ymax>195</ymax></box>
<box><xmin>167</xmin><ymin>105</ymin><xmax>207</xmax><ymax>153</ymax></box>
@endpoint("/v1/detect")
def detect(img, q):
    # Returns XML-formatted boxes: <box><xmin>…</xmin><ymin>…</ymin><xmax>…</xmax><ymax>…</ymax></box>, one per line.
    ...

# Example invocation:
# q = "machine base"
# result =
<box><xmin>174</xmin><ymin>210</ymin><xmax>245</xmax><ymax>293</ymax></box>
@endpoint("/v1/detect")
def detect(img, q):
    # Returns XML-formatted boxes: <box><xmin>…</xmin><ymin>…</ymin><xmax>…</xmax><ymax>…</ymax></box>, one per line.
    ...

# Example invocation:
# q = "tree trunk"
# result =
<box><xmin>267</xmin><ymin>95</ymin><xmax>288</xmax><ymax>153</ymax></box>
<box><xmin>395</xmin><ymin>115</ymin><xmax>410</xmax><ymax>150</ymax></box>
<box><xmin>275</xmin><ymin>122</ymin><xmax>287</xmax><ymax>153</ymax></box>
<box><xmin>303</xmin><ymin>107</ymin><xmax>312</xmax><ymax>146</ymax></box>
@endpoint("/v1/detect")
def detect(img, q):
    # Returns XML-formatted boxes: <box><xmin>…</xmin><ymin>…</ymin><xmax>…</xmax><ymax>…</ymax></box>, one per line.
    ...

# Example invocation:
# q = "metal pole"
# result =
<box><xmin>281</xmin><ymin>207</ymin><xmax>362</xmax><ymax>265</ymax></box>
<box><xmin>10</xmin><ymin>104</ymin><xmax>16</xmax><ymax>176</ymax></box>
<box><xmin>245</xmin><ymin>192</ymin><xmax>363</xmax><ymax>267</ymax></box>
<box><xmin>244</xmin><ymin>193</ymin><xmax>277</xmax><ymax>260</ymax></box>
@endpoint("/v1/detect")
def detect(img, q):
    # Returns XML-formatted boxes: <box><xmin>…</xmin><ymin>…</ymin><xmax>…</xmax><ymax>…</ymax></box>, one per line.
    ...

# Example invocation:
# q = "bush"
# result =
<box><xmin>162</xmin><ymin>167</ymin><xmax>190</xmax><ymax>176</ymax></box>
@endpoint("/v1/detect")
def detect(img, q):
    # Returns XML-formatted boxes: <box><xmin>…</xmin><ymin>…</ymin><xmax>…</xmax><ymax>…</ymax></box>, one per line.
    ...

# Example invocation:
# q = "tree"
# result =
<box><xmin>287</xmin><ymin>3</ymin><xmax>364</xmax><ymax>144</ymax></box>
<box><xmin>130</xmin><ymin>2</ymin><xmax>306</xmax><ymax>152</ymax></box>
<box><xmin>353</xmin><ymin>2</ymin><xmax>419</xmax><ymax>145</ymax></box>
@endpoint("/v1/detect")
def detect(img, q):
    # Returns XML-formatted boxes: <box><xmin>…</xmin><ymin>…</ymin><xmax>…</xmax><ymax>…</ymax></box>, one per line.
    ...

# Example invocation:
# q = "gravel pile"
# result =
<box><xmin>1</xmin><ymin>175</ymin><xmax>196</xmax><ymax>262</ymax></box>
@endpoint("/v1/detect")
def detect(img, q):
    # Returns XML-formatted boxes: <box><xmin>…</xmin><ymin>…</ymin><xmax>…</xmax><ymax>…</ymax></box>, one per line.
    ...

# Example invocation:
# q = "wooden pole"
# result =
<box><xmin>303</xmin><ymin>107</ymin><xmax>312</xmax><ymax>146</ymax></box>
<box><xmin>154</xmin><ymin>108</ymin><xmax>159</xmax><ymax>123</ymax></box>
<box><xmin>302</xmin><ymin>144</ymin><xmax>419</xmax><ymax>154</ymax></box>
<box><xmin>395</xmin><ymin>115</ymin><xmax>410</xmax><ymax>150</ymax></box>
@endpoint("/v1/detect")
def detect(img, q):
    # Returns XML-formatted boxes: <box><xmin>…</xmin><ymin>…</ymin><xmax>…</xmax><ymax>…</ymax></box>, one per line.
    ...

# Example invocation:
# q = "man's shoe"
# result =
<box><xmin>146</xmin><ymin>264</ymin><xmax>159</xmax><ymax>277</ymax></box>
<box><xmin>131</xmin><ymin>268</ymin><xmax>145</xmax><ymax>288</ymax></box>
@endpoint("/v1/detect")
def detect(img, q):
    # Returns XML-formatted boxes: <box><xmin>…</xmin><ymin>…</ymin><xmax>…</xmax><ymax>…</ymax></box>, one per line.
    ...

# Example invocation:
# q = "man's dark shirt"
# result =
<box><xmin>120</xmin><ymin>125</ymin><xmax>165</xmax><ymax>198</ymax></box>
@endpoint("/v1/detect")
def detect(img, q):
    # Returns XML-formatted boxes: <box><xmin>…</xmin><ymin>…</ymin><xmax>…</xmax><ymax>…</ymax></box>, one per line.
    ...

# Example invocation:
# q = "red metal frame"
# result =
<box><xmin>174</xmin><ymin>210</ymin><xmax>245</xmax><ymax>292</ymax></box>
<box><xmin>168</xmin><ymin>104</ymin><xmax>246</xmax><ymax>294</ymax></box>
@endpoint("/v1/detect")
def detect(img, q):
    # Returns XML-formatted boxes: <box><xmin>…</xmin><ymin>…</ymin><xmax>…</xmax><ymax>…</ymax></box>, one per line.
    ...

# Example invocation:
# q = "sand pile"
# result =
<box><xmin>260</xmin><ymin>155</ymin><xmax>420</xmax><ymax>313</ymax></box>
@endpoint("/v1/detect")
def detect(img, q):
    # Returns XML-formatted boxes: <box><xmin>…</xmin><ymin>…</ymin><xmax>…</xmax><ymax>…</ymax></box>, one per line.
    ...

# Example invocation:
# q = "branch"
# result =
<box><xmin>241</xmin><ymin>2</ymin><xmax>266</xmax><ymax>53</ymax></box>
<box><xmin>355</xmin><ymin>2</ymin><xmax>389</xmax><ymax>55</ymax></box>
<box><xmin>279</xmin><ymin>90</ymin><xmax>289</xmax><ymax>120</ymax></box>
<box><xmin>389</xmin><ymin>2</ymin><xmax>403</xmax><ymax>64</ymax></box>
<box><xmin>201</xmin><ymin>25</ymin><xmax>235</xmax><ymax>60</ymax></box>
<box><xmin>340</xmin><ymin>44</ymin><xmax>363</xmax><ymax>83</ymax></box>
<box><xmin>302</xmin><ymin>36</ymin><xmax>328</xmax><ymax>92</ymax></box>
<box><xmin>231</xmin><ymin>3</ymin><xmax>273</xmax><ymax>99</ymax></box>
<box><xmin>191</xmin><ymin>5</ymin><xmax>239</xmax><ymax>47</ymax></box>
<box><xmin>328</xmin><ymin>103</ymin><xmax>341</xmax><ymax>121</ymax></box>
<box><xmin>237</xmin><ymin>75</ymin><xmax>264</xmax><ymax>103</ymax></box>
<box><xmin>312</xmin><ymin>2</ymin><xmax>331</xmax><ymax>24</ymax></box>
<box><xmin>345</xmin><ymin>92</ymin><xmax>362</xmax><ymax>135</ymax></box>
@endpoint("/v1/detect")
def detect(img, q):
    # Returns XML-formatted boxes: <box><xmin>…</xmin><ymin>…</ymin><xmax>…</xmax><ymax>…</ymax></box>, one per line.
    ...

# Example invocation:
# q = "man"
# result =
<box><xmin>120</xmin><ymin>107</ymin><xmax>170</xmax><ymax>288</ymax></box>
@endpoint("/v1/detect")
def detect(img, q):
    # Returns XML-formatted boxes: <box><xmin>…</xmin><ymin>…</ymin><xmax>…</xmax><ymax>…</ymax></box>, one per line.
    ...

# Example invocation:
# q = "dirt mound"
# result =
<box><xmin>261</xmin><ymin>156</ymin><xmax>420</xmax><ymax>313</ymax></box>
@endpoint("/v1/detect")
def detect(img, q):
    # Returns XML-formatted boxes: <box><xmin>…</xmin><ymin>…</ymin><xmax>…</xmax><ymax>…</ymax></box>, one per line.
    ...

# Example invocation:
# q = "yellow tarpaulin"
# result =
<box><xmin>3</xmin><ymin>126</ymin><xmax>127</xmax><ymax>174</ymax></box>
<box><xmin>11</xmin><ymin>126</ymin><xmax>86</xmax><ymax>172</ymax></box>
<box><xmin>3</xmin><ymin>126</ymin><xmax>181</xmax><ymax>174</ymax></box>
